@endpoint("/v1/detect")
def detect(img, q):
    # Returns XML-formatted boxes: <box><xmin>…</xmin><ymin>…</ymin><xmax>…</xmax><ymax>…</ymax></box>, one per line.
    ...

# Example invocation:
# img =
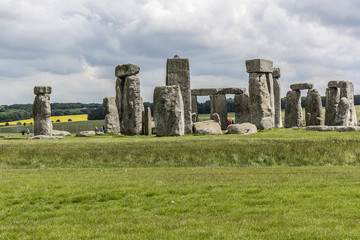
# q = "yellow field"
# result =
<box><xmin>0</xmin><ymin>114</ymin><xmax>88</xmax><ymax>126</ymax></box>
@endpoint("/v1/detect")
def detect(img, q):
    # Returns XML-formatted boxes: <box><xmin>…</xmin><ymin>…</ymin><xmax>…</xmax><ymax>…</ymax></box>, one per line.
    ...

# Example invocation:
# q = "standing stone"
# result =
<box><xmin>115</xmin><ymin>77</ymin><xmax>125</xmax><ymax>133</ymax></box>
<box><xmin>339</xmin><ymin>81</ymin><xmax>357</xmax><ymax>126</ymax></box>
<box><xmin>285</xmin><ymin>90</ymin><xmax>302</xmax><ymax>128</ymax></box>
<box><xmin>234</xmin><ymin>93</ymin><xmax>251</xmax><ymax>124</ymax></box>
<box><xmin>191</xmin><ymin>95</ymin><xmax>198</xmax><ymax>122</ymax></box>
<box><xmin>122</xmin><ymin>75</ymin><xmax>142</xmax><ymax>135</ymax></box>
<box><xmin>305</xmin><ymin>89</ymin><xmax>322</xmax><ymax>126</ymax></box>
<box><xmin>246</xmin><ymin>59</ymin><xmax>274</xmax><ymax>130</ymax></box>
<box><xmin>334</xmin><ymin>97</ymin><xmax>350</xmax><ymax>126</ymax></box>
<box><xmin>210</xmin><ymin>94</ymin><xmax>228</xmax><ymax>130</ymax></box>
<box><xmin>166</xmin><ymin>55</ymin><xmax>192</xmax><ymax>134</ymax></box>
<box><xmin>142</xmin><ymin>107</ymin><xmax>152</xmax><ymax>135</ymax></box>
<box><xmin>210</xmin><ymin>113</ymin><xmax>221</xmax><ymax>125</ymax></box>
<box><xmin>325</xmin><ymin>87</ymin><xmax>339</xmax><ymax>126</ymax></box>
<box><xmin>103</xmin><ymin>97</ymin><xmax>120</xmax><ymax>133</ymax></box>
<box><xmin>153</xmin><ymin>86</ymin><xmax>184</xmax><ymax>136</ymax></box>
<box><xmin>273</xmin><ymin>68</ymin><xmax>282</xmax><ymax>127</ymax></box>
<box><xmin>33</xmin><ymin>86</ymin><xmax>52</xmax><ymax>136</ymax></box>
<box><xmin>248</xmin><ymin>73</ymin><xmax>273</xmax><ymax>129</ymax></box>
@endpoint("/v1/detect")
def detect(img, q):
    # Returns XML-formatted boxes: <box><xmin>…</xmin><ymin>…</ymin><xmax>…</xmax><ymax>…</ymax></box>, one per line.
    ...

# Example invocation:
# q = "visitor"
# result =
<box><xmin>26</xmin><ymin>129</ymin><xmax>30</xmax><ymax>135</ymax></box>
<box><xmin>101</xmin><ymin>127</ymin><xmax>104</xmax><ymax>133</ymax></box>
<box><xmin>95</xmin><ymin>127</ymin><xmax>99</xmax><ymax>132</ymax></box>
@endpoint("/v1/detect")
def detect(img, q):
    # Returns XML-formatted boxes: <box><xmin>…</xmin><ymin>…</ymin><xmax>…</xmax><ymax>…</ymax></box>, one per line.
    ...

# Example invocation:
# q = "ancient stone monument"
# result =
<box><xmin>153</xmin><ymin>86</ymin><xmax>184</xmax><ymax>136</ymax></box>
<box><xmin>305</xmin><ymin>89</ymin><xmax>322</xmax><ymax>126</ymax></box>
<box><xmin>33</xmin><ymin>86</ymin><xmax>52</xmax><ymax>136</ymax></box>
<box><xmin>103</xmin><ymin>96</ymin><xmax>120</xmax><ymax>133</ymax></box>
<box><xmin>115</xmin><ymin>64</ymin><xmax>142</xmax><ymax>135</ymax></box>
<box><xmin>193</xmin><ymin>120</ymin><xmax>223</xmax><ymax>135</ymax></box>
<box><xmin>325</xmin><ymin>81</ymin><xmax>357</xmax><ymax>126</ymax></box>
<box><xmin>285</xmin><ymin>89</ymin><xmax>302</xmax><ymax>128</ymax></box>
<box><xmin>246</xmin><ymin>59</ymin><xmax>274</xmax><ymax>130</ymax></box>
<box><xmin>273</xmin><ymin>68</ymin><xmax>282</xmax><ymax>127</ymax></box>
<box><xmin>234</xmin><ymin>92</ymin><xmax>251</xmax><ymax>124</ymax></box>
<box><xmin>210</xmin><ymin>94</ymin><xmax>227</xmax><ymax>130</ymax></box>
<box><xmin>166</xmin><ymin>55</ymin><xmax>192</xmax><ymax>134</ymax></box>
<box><xmin>142</xmin><ymin>107</ymin><xmax>152</xmax><ymax>135</ymax></box>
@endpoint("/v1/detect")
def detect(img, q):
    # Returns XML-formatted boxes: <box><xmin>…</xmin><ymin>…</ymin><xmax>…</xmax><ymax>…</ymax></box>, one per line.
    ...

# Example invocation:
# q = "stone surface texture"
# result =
<box><xmin>191</xmin><ymin>95</ymin><xmax>198</xmax><ymax>122</ymax></box>
<box><xmin>191</xmin><ymin>88</ymin><xmax>246</xmax><ymax>96</ymax></box>
<box><xmin>290</xmin><ymin>83</ymin><xmax>314</xmax><ymax>91</ymax></box>
<box><xmin>325</xmin><ymin>87</ymin><xmax>339</xmax><ymax>126</ymax></box>
<box><xmin>234</xmin><ymin>93</ymin><xmax>251</xmax><ymax>124</ymax></box>
<box><xmin>304</xmin><ymin>126</ymin><xmax>360</xmax><ymax>132</ymax></box>
<box><xmin>339</xmin><ymin>81</ymin><xmax>357</xmax><ymax>126</ymax></box>
<box><xmin>227</xmin><ymin>123</ymin><xmax>257</xmax><ymax>135</ymax></box>
<box><xmin>285</xmin><ymin>90</ymin><xmax>302</xmax><ymax>128</ymax></box>
<box><xmin>103</xmin><ymin>96</ymin><xmax>120</xmax><ymax>133</ymax></box>
<box><xmin>115</xmin><ymin>64</ymin><xmax>140</xmax><ymax>78</ymax></box>
<box><xmin>115</xmin><ymin>77</ymin><xmax>125</xmax><ymax>132</ymax></box>
<box><xmin>29</xmin><ymin>135</ymin><xmax>63</xmax><ymax>140</ymax></box>
<box><xmin>248</xmin><ymin>73</ymin><xmax>273</xmax><ymax>130</ymax></box>
<box><xmin>166</xmin><ymin>56</ymin><xmax>192</xmax><ymax>134</ymax></box>
<box><xmin>142</xmin><ymin>107</ymin><xmax>152</xmax><ymax>135</ymax></box>
<box><xmin>210</xmin><ymin>113</ymin><xmax>221</xmax><ymax>125</ymax></box>
<box><xmin>273</xmin><ymin>77</ymin><xmax>282</xmax><ymax>127</ymax></box>
<box><xmin>33</xmin><ymin>86</ymin><xmax>52</xmax><ymax>136</ymax></box>
<box><xmin>210</xmin><ymin>94</ymin><xmax>228</xmax><ymax>130</ymax></box>
<box><xmin>272</xmin><ymin>68</ymin><xmax>281</xmax><ymax>78</ymax></box>
<box><xmin>122</xmin><ymin>76</ymin><xmax>142</xmax><ymax>135</ymax></box>
<box><xmin>153</xmin><ymin>86</ymin><xmax>184</xmax><ymax>137</ymax></box>
<box><xmin>246</xmin><ymin>59</ymin><xmax>273</xmax><ymax>73</ymax></box>
<box><xmin>305</xmin><ymin>89</ymin><xmax>322</xmax><ymax>126</ymax></box>
<box><xmin>334</xmin><ymin>97</ymin><xmax>350</xmax><ymax>126</ymax></box>
<box><xmin>192</xmin><ymin>120</ymin><xmax>222</xmax><ymax>135</ymax></box>
<box><xmin>52</xmin><ymin>130</ymin><xmax>71</xmax><ymax>136</ymax></box>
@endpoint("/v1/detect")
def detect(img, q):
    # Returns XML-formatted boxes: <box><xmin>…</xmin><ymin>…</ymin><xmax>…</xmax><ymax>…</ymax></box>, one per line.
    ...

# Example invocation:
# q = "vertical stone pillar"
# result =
<box><xmin>142</xmin><ymin>107</ymin><xmax>152</xmax><ymax>135</ymax></box>
<box><xmin>273</xmin><ymin>68</ymin><xmax>282</xmax><ymax>127</ymax></box>
<box><xmin>334</xmin><ymin>97</ymin><xmax>350</xmax><ymax>126</ymax></box>
<box><xmin>325</xmin><ymin>87</ymin><xmax>339</xmax><ymax>126</ymax></box>
<box><xmin>305</xmin><ymin>89</ymin><xmax>322</xmax><ymax>126</ymax></box>
<box><xmin>153</xmin><ymin>86</ymin><xmax>184</xmax><ymax>136</ymax></box>
<box><xmin>191</xmin><ymin>95</ymin><xmax>198</xmax><ymax>122</ymax></box>
<box><xmin>246</xmin><ymin>59</ymin><xmax>274</xmax><ymax>130</ymax></box>
<box><xmin>122</xmin><ymin>75</ymin><xmax>142</xmax><ymax>135</ymax></box>
<box><xmin>234</xmin><ymin>92</ymin><xmax>251</xmax><ymax>124</ymax></box>
<box><xmin>285</xmin><ymin>90</ymin><xmax>302</xmax><ymax>128</ymax></box>
<box><xmin>103</xmin><ymin>96</ymin><xmax>120</xmax><ymax>133</ymax></box>
<box><xmin>166</xmin><ymin>55</ymin><xmax>192</xmax><ymax>134</ymax></box>
<box><xmin>33</xmin><ymin>86</ymin><xmax>52</xmax><ymax>136</ymax></box>
<box><xmin>210</xmin><ymin>94</ymin><xmax>228</xmax><ymax>130</ymax></box>
<box><xmin>339</xmin><ymin>81</ymin><xmax>357</xmax><ymax>126</ymax></box>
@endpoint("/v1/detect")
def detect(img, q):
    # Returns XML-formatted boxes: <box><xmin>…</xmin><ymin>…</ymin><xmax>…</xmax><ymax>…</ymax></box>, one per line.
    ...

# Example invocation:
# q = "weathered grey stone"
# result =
<box><xmin>328</xmin><ymin>80</ymin><xmax>349</xmax><ymax>88</ymax></box>
<box><xmin>52</xmin><ymin>130</ymin><xmax>71</xmax><ymax>136</ymax></box>
<box><xmin>227</xmin><ymin>123</ymin><xmax>257</xmax><ymax>135</ymax></box>
<box><xmin>193</xmin><ymin>120</ymin><xmax>222</xmax><ymax>135</ymax></box>
<box><xmin>273</xmin><ymin>77</ymin><xmax>282</xmax><ymax>127</ymax></box>
<box><xmin>33</xmin><ymin>86</ymin><xmax>52</xmax><ymax>136</ymax></box>
<box><xmin>191</xmin><ymin>88</ymin><xmax>246</xmax><ymax>96</ymax></box>
<box><xmin>272</xmin><ymin>68</ymin><xmax>281</xmax><ymax>78</ymax></box>
<box><xmin>75</xmin><ymin>131</ymin><xmax>95</xmax><ymax>137</ymax></box>
<box><xmin>290</xmin><ymin>83</ymin><xmax>314</xmax><ymax>91</ymax></box>
<box><xmin>142</xmin><ymin>107</ymin><xmax>152</xmax><ymax>135</ymax></box>
<box><xmin>234</xmin><ymin>93</ymin><xmax>251</xmax><ymax>124</ymax></box>
<box><xmin>305</xmin><ymin>89</ymin><xmax>322</xmax><ymax>126</ymax></box>
<box><xmin>103</xmin><ymin>96</ymin><xmax>120</xmax><ymax>133</ymax></box>
<box><xmin>210</xmin><ymin>94</ymin><xmax>228</xmax><ymax>130</ymax></box>
<box><xmin>166</xmin><ymin>56</ymin><xmax>192</xmax><ymax>134</ymax></box>
<box><xmin>29</xmin><ymin>135</ymin><xmax>63</xmax><ymax>140</ymax></box>
<box><xmin>122</xmin><ymin>76</ymin><xmax>142</xmax><ymax>135</ymax></box>
<box><xmin>334</xmin><ymin>97</ymin><xmax>350</xmax><ymax>126</ymax></box>
<box><xmin>34</xmin><ymin>86</ymin><xmax>51</xmax><ymax>95</ymax></box>
<box><xmin>246</xmin><ymin>59</ymin><xmax>273</xmax><ymax>73</ymax></box>
<box><xmin>267</xmin><ymin>73</ymin><xmax>275</xmax><ymax>127</ymax></box>
<box><xmin>115</xmin><ymin>64</ymin><xmax>140</xmax><ymax>78</ymax></box>
<box><xmin>325</xmin><ymin>87</ymin><xmax>339</xmax><ymax>126</ymax></box>
<box><xmin>304</xmin><ymin>126</ymin><xmax>360</xmax><ymax>132</ymax></box>
<box><xmin>248</xmin><ymin>73</ymin><xmax>273</xmax><ymax>130</ymax></box>
<box><xmin>153</xmin><ymin>86</ymin><xmax>184</xmax><ymax>137</ymax></box>
<box><xmin>210</xmin><ymin>113</ymin><xmax>221</xmax><ymax>125</ymax></box>
<box><xmin>285</xmin><ymin>90</ymin><xmax>302</xmax><ymax>128</ymax></box>
<box><xmin>115</xmin><ymin>77</ymin><xmax>125</xmax><ymax>133</ymax></box>
<box><xmin>191</xmin><ymin>95</ymin><xmax>198</xmax><ymax>122</ymax></box>
<box><xmin>339</xmin><ymin>81</ymin><xmax>357</xmax><ymax>126</ymax></box>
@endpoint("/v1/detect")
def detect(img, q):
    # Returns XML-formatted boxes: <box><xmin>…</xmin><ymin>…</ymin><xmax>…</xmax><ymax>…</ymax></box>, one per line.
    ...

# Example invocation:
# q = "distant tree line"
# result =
<box><xmin>1</xmin><ymin>95</ymin><xmax>359</xmax><ymax>122</ymax></box>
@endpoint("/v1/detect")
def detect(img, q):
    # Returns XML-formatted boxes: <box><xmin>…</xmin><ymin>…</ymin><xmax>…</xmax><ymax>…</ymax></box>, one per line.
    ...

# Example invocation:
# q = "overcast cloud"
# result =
<box><xmin>1</xmin><ymin>0</ymin><xmax>360</xmax><ymax>104</ymax></box>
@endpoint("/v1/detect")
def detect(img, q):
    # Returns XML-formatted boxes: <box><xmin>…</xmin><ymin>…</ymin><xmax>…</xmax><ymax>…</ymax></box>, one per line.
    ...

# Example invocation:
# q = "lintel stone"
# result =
<box><xmin>191</xmin><ymin>87</ymin><xmax>246</xmax><ymax>96</ymax></box>
<box><xmin>273</xmin><ymin>68</ymin><xmax>281</xmax><ymax>78</ymax></box>
<box><xmin>328</xmin><ymin>80</ymin><xmax>350</xmax><ymax>89</ymax></box>
<box><xmin>290</xmin><ymin>83</ymin><xmax>314</xmax><ymax>91</ymax></box>
<box><xmin>245</xmin><ymin>59</ymin><xmax>273</xmax><ymax>73</ymax></box>
<box><xmin>115</xmin><ymin>64</ymin><xmax>140</xmax><ymax>78</ymax></box>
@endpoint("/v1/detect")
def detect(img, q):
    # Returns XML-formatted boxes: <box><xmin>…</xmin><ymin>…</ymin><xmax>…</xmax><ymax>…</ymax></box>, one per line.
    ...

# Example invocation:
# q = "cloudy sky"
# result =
<box><xmin>1</xmin><ymin>0</ymin><xmax>360</xmax><ymax>104</ymax></box>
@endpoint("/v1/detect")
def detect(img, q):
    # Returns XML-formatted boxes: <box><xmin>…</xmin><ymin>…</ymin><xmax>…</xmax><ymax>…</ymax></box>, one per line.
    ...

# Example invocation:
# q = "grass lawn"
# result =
<box><xmin>1</xmin><ymin>125</ymin><xmax>360</xmax><ymax>239</ymax></box>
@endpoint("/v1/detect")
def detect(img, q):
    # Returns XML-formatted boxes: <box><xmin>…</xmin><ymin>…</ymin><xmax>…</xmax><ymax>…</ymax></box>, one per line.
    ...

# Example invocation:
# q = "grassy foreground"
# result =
<box><xmin>1</xmin><ymin>167</ymin><xmax>360</xmax><ymax>239</ymax></box>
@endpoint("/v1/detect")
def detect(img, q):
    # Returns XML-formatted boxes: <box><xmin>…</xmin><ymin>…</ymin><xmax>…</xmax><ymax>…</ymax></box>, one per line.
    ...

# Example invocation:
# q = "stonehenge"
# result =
<box><xmin>103</xmin><ymin>96</ymin><xmax>120</xmax><ymax>133</ymax></box>
<box><xmin>273</xmin><ymin>68</ymin><xmax>282</xmax><ymax>127</ymax></box>
<box><xmin>285</xmin><ymin>90</ymin><xmax>302</xmax><ymax>128</ymax></box>
<box><xmin>142</xmin><ymin>107</ymin><xmax>152</xmax><ymax>135</ymax></box>
<box><xmin>210</xmin><ymin>94</ymin><xmax>228</xmax><ymax>130</ymax></box>
<box><xmin>33</xmin><ymin>86</ymin><xmax>52</xmax><ymax>136</ymax></box>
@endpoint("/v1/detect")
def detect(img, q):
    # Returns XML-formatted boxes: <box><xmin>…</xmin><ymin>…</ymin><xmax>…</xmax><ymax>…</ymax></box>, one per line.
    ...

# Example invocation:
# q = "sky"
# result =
<box><xmin>1</xmin><ymin>0</ymin><xmax>360</xmax><ymax>104</ymax></box>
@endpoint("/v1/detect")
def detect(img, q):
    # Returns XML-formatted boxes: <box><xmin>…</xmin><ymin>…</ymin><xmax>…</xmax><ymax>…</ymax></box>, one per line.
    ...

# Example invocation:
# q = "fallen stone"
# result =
<box><xmin>304</xmin><ymin>126</ymin><xmax>360</xmax><ymax>132</ymax></box>
<box><xmin>290</xmin><ymin>83</ymin><xmax>314</xmax><ymax>91</ymax></box>
<box><xmin>153</xmin><ymin>86</ymin><xmax>184</xmax><ymax>137</ymax></box>
<box><xmin>246</xmin><ymin>59</ymin><xmax>273</xmax><ymax>73</ymax></box>
<box><xmin>29</xmin><ymin>135</ymin><xmax>63</xmax><ymax>140</ymax></box>
<box><xmin>52</xmin><ymin>130</ymin><xmax>71</xmax><ymax>136</ymax></box>
<box><xmin>115</xmin><ymin>64</ymin><xmax>140</xmax><ymax>77</ymax></box>
<box><xmin>75</xmin><ymin>131</ymin><xmax>96</xmax><ymax>137</ymax></box>
<box><xmin>227</xmin><ymin>123</ymin><xmax>257</xmax><ymax>135</ymax></box>
<box><xmin>193</xmin><ymin>120</ymin><xmax>222</xmax><ymax>135</ymax></box>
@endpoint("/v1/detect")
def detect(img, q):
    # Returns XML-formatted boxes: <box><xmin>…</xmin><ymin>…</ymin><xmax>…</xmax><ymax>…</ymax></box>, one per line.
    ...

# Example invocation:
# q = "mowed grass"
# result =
<box><xmin>2</xmin><ymin>167</ymin><xmax>360</xmax><ymax>239</ymax></box>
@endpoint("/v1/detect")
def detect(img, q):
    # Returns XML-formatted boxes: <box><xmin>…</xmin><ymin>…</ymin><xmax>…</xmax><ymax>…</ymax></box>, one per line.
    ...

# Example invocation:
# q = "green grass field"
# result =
<box><xmin>1</xmin><ymin>113</ymin><xmax>360</xmax><ymax>239</ymax></box>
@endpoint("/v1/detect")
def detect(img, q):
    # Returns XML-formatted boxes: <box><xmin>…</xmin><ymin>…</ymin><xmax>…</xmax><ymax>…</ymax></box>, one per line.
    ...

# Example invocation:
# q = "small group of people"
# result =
<box><xmin>21</xmin><ymin>129</ymin><xmax>30</xmax><ymax>135</ymax></box>
<box><xmin>95</xmin><ymin>126</ymin><xmax>105</xmax><ymax>133</ymax></box>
